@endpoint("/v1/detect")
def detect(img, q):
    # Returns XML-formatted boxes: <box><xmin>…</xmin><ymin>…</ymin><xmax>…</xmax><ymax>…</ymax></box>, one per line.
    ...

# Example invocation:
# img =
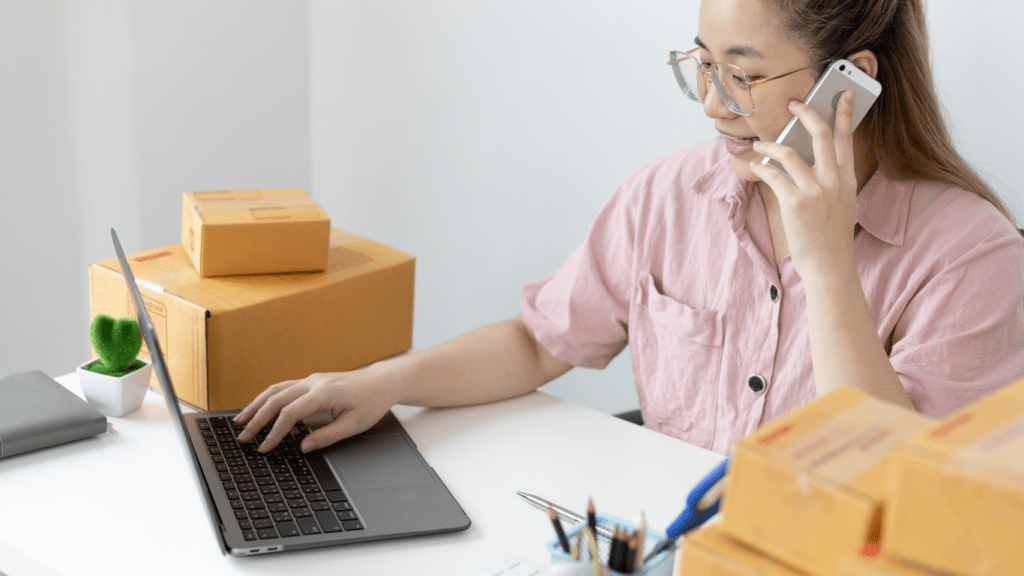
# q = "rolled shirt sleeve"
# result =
<box><xmin>520</xmin><ymin>178</ymin><xmax>637</xmax><ymax>369</ymax></box>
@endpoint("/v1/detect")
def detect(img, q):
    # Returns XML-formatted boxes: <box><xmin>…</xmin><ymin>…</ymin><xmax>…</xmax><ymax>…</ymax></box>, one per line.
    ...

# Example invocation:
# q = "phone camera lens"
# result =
<box><xmin>839</xmin><ymin>64</ymin><xmax>846</xmax><ymax>71</ymax></box>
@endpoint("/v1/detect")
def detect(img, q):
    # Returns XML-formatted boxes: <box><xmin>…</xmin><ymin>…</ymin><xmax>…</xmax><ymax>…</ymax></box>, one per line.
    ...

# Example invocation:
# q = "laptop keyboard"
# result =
<box><xmin>197</xmin><ymin>415</ymin><xmax>364</xmax><ymax>542</ymax></box>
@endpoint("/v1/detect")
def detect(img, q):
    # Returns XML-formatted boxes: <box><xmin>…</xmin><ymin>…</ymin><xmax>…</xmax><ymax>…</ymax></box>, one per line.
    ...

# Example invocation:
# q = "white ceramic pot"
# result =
<box><xmin>77</xmin><ymin>358</ymin><xmax>154</xmax><ymax>417</ymax></box>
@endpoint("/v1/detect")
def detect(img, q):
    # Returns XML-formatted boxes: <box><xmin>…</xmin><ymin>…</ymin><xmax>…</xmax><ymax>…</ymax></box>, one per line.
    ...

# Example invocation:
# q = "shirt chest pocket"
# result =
<box><xmin>631</xmin><ymin>272</ymin><xmax>725</xmax><ymax>444</ymax></box>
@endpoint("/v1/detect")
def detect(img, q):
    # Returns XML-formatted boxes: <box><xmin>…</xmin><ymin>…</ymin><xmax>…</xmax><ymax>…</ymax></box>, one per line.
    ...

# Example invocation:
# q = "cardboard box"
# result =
<box><xmin>719</xmin><ymin>388</ymin><xmax>935</xmax><ymax>576</ymax></box>
<box><xmin>89</xmin><ymin>228</ymin><xmax>413</xmax><ymax>410</ymax></box>
<box><xmin>837</xmin><ymin>554</ymin><xmax>945</xmax><ymax>576</ymax></box>
<box><xmin>182</xmin><ymin>189</ymin><xmax>331</xmax><ymax>276</ymax></box>
<box><xmin>677</xmin><ymin>524</ymin><xmax>810</xmax><ymax>576</ymax></box>
<box><xmin>883</xmin><ymin>378</ymin><xmax>1024</xmax><ymax>576</ymax></box>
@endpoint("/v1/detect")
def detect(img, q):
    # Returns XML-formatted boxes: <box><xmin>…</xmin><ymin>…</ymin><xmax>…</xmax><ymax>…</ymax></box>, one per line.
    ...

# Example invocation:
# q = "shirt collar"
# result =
<box><xmin>692</xmin><ymin>141</ymin><xmax>749</xmax><ymax>203</ymax></box>
<box><xmin>692</xmin><ymin>140</ymin><xmax>914</xmax><ymax>247</ymax></box>
<box><xmin>854</xmin><ymin>170</ymin><xmax>914</xmax><ymax>247</ymax></box>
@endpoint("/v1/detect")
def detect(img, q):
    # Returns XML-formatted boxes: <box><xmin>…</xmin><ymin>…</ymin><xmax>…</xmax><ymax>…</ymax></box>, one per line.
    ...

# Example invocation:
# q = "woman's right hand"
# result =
<box><xmin>233</xmin><ymin>315</ymin><xmax>570</xmax><ymax>454</ymax></box>
<box><xmin>233</xmin><ymin>365</ymin><xmax>398</xmax><ymax>454</ymax></box>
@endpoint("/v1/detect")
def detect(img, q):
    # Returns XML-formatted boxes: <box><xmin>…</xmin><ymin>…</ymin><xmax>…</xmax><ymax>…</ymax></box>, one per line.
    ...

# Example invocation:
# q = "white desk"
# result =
<box><xmin>0</xmin><ymin>374</ymin><xmax>724</xmax><ymax>576</ymax></box>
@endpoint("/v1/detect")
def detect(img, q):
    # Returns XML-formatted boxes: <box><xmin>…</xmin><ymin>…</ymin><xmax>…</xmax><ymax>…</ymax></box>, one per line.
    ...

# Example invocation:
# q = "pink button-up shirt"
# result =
<box><xmin>521</xmin><ymin>139</ymin><xmax>1024</xmax><ymax>454</ymax></box>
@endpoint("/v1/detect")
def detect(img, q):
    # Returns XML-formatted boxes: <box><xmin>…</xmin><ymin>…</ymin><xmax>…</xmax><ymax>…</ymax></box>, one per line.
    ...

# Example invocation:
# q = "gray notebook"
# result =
<box><xmin>0</xmin><ymin>370</ymin><xmax>107</xmax><ymax>459</ymax></box>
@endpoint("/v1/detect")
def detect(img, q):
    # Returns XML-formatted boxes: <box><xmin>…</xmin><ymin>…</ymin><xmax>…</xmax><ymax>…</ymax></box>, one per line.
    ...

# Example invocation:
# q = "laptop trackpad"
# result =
<box><xmin>325</xmin><ymin>434</ymin><xmax>435</xmax><ymax>490</ymax></box>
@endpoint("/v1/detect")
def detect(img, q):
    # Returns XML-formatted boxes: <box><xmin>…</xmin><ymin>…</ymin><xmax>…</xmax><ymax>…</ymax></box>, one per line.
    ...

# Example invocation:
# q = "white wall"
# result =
<box><xmin>927</xmin><ymin>4</ymin><xmax>1021</xmax><ymax>217</ymax></box>
<box><xmin>0</xmin><ymin>1</ymin><xmax>82</xmax><ymax>378</ymax></box>
<box><xmin>0</xmin><ymin>0</ymin><xmax>310</xmax><ymax>380</ymax></box>
<box><xmin>130</xmin><ymin>1</ymin><xmax>311</xmax><ymax>250</ymax></box>
<box><xmin>307</xmin><ymin>0</ymin><xmax>711</xmax><ymax>414</ymax></box>
<box><xmin>2</xmin><ymin>1</ymin><xmax>1022</xmax><ymax>416</ymax></box>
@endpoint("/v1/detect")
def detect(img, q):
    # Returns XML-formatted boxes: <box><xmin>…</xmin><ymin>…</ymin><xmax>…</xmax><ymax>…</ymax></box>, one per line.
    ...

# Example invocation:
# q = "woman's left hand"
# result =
<box><xmin>749</xmin><ymin>91</ymin><xmax>859</xmax><ymax>282</ymax></box>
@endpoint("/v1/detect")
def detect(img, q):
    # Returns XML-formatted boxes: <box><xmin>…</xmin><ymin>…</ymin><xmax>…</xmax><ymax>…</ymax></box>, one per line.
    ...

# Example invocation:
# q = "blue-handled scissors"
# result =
<box><xmin>643</xmin><ymin>456</ymin><xmax>730</xmax><ymax>562</ymax></box>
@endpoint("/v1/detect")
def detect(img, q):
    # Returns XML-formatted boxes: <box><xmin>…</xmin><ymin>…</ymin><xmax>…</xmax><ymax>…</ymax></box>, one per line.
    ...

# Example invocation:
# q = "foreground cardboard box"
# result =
<box><xmin>89</xmin><ymin>229</ymin><xmax>413</xmax><ymax>410</ymax></box>
<box><xmin>837</xmin><ymin>554</ymin><xmax>944</xmax><ymax>576</ymax></box>
<box><xmin>719</xmin><ymin>388</ymin><xmax>935</xmax><ymax>576</ymax></box>
<box><xmin>677</xmin><ymin>524</ymin><xmax>810</xmax><ymax>576</ymax></box>
<box><xmin>182</xmin><ymin>189</ymin><xmax>331</xmax><ymax>276</ymax></box>
<box><xmin>884</xmin><ymin>378</ymin><xmax>1024</xmax><ymax>576</ymax></box>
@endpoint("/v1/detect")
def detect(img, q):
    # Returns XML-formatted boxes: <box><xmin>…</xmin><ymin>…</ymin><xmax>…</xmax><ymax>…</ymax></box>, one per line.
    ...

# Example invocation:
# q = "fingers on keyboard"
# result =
<box><xmin>197</xmin><ymin>417</ymin><xmax>364</xmax><ymax>544</ymax></box>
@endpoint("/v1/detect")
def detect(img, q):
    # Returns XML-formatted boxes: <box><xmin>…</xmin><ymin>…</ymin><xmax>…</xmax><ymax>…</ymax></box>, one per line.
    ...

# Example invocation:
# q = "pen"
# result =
<box><xmin>516</xmin><ymin>492</ymin><xmax>614</xmax><ymax>538</ymax></box>
<box><xmin>548</xmin><ymin>507</ymin><xmax>571</xmax><ymax>553</ymax></box>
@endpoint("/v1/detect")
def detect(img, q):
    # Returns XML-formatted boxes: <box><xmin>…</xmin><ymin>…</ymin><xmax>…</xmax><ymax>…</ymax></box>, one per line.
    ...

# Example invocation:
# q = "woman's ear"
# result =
<box><xmin>846</xmin><ymin>49</ymin><xmax>879</xmax><ymax>79</ymax></box>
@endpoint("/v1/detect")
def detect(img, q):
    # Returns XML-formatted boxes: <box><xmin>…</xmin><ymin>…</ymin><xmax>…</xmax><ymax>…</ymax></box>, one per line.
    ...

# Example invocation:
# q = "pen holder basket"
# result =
<box><xmin>546</xmin><ymin>513</ymin><xmax>672</xmax><ymax>576</ymax></box>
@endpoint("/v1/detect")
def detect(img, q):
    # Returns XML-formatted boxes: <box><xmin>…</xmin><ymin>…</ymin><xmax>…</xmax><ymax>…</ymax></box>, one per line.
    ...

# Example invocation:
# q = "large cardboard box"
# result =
<box><xmin>719</xmin><ymin>388</ymin><xmax>935</xmax><ymax>576</ymax></box>
<box><xmin>677</xmin><ymin>524</ymin><xmax>810</xmax><ymax>576</ymax></box>
<box><xmin>883</xmin><ymin>378</ymin><xmax>1024</xmax><ymax>576</ymax></box>
<box><xmin>89</xmin><ymin>229</ymin><xmax>413</xmax><ymax>410</ymax></box>
<box><xmin>182</xmin><ymin>189</ymin><xmax>331</xmax><ymax>277</ymax></box>
<box><xmin>837</xmin><ymin>554</ymin><xmax>945</xmax><ymax>576</ymax></box>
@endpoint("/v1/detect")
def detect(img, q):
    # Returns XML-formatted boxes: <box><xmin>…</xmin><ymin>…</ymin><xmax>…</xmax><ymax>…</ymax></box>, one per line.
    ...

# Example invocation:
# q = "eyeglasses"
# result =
<box><xmin>668</xmin><ymin>48</ymin><xmax>831</xmax><ymax>116</ymax></box>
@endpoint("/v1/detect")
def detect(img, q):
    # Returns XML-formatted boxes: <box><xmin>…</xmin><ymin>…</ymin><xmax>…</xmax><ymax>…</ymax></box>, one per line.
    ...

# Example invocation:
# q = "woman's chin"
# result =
<box><xmin>730</xmin><ymin>154</ymin><xmax>763</xmax><ymax>182</ymax></box>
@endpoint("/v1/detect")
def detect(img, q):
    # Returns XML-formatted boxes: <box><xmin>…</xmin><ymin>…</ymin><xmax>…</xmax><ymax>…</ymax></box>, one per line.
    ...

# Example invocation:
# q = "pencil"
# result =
<box><xmin>587</xmin><ymin>497</ymin><xmax>597</xmax><ymax>545</ymax></box>
<box><xmin>622</xmin><ymin>532</ymin><xmax>630</xmax><ymax>569</ymax></box>
<box><xmin>609</xmin><ymin>527</ymin><xmax>624</xmax><ymax>571</ymax></box>
<box><xmin>548</xmin><ymin>506</ymin><xmax>571</xmax><ymax>553</ymax></box>
<box><xmin>633</xmin><ymin>512</ymin><xmax>647</xmax><ymax>572</ymax></box>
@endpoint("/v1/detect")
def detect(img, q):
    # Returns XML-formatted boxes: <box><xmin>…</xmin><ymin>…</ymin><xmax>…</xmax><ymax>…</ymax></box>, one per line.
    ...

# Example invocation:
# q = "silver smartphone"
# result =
<box><xmin>761</xmin><ymin>59</ymin><xmax>882</xmax><ymax>175</ymax></box>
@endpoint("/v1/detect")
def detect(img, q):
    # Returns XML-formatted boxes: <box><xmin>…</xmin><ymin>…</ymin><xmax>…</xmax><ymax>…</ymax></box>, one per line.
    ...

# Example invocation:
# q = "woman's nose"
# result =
<box><xmin>703</xmin><ymin>82</ymin><xmax>736</xmax><ymax>119</ymax></box>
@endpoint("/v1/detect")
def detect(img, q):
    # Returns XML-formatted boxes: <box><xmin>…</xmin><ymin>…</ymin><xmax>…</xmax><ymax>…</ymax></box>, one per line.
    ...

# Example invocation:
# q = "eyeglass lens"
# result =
<box><xmin>670</xmin><ymin>51</ymin><xmax>753</xmax><ymax>115</ymax></box>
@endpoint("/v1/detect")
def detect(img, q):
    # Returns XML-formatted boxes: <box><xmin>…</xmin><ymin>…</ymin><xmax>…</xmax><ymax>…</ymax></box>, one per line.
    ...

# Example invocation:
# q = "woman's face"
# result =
<box><xmin>697</xmin><ymin>0</ymin><xmax>819</xmax><ymax>182</ymax></box>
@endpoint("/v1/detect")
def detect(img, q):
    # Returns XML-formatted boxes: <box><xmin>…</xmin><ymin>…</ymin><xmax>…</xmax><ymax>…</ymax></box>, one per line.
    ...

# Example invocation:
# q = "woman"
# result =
<box><xmin>236</xmin><ymin>0</ymin><xmax>1024</xmax><ymax>455</ymax></box>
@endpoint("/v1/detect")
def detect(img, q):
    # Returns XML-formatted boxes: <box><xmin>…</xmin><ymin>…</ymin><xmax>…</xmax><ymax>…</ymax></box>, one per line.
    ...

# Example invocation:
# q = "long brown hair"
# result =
<box><xmin>770</xmin><ymin>0</ymin><xmax>1016</xmax><ymax>224</ymax></box>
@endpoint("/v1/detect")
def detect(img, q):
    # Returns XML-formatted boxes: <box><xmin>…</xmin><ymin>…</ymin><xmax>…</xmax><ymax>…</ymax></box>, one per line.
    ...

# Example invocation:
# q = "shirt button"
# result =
<box><xmin>770</xmin><ymin>285</ymin><xmax>779</xmax><ymax>302</ymax></box>
<box><xmin>747</xmin><ymin>374</ymin><xmax>767</xmax><ymax>394</ymax></box>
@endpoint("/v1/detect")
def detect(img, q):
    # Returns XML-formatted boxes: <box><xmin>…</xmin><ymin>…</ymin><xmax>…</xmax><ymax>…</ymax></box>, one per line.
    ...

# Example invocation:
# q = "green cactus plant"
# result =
<box><xmin>83</xmin><ymin>314</ymin><xmax>146</xmax><ymax>377</ymax></box>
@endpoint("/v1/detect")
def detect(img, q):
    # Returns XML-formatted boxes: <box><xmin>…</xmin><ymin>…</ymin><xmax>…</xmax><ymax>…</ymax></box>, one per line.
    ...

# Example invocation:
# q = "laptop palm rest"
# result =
<box><xmin>324</xmin><ymin>433</ymin><xmax>435</xmax><ymax>489</ymax></box>
<box><xmin>317</xmin><ymin>411</ymin><xmax>470</xmax><ymax>535</ymax></box>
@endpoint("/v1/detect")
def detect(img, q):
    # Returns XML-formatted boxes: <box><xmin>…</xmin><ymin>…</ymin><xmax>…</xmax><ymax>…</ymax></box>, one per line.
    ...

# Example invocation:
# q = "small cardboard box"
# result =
<box><xmin>182</xmin><ymin>189</ymin><xmax>331</xmax><ymax>277</ymax></box>
<box><xmin>677</xmin><ymin>524</ymin><xmax>810</xmax><ymax>576</ymax></box>
<box><xmin>88</xmin><ymin>229</ymin><xmax>413</xmax><ymax>410</ymax></box>
<box><xmin>719</xmin><ymin>388</ymin><xmax>935</xmax><ymax>576</ymax></box>
<box><xmin>883</xmin><ymin>378</ymin><xmax>1024</xmax><ymax>576</ymax></box>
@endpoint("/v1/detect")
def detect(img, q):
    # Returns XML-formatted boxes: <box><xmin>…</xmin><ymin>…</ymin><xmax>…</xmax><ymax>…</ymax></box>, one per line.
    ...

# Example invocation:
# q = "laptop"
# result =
<box><xmin>110</xmin><ymin>228</ymin><xmax>471</xmax><ymax>556</ymax></box>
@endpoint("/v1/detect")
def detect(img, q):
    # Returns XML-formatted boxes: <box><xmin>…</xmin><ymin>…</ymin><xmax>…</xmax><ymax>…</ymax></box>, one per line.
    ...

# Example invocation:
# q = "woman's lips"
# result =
<box><xmin>722</xmin><ymin>133</ymin><xmax>759</xmax><ymax>156</ymax></box>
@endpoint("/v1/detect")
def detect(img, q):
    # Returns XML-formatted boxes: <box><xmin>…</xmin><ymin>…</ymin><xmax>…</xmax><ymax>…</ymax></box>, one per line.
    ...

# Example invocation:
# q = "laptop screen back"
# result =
<box><xmin>110</xmin><ymin>228</ymin><xmax>228</xmax><ymax>554</ymax></box>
